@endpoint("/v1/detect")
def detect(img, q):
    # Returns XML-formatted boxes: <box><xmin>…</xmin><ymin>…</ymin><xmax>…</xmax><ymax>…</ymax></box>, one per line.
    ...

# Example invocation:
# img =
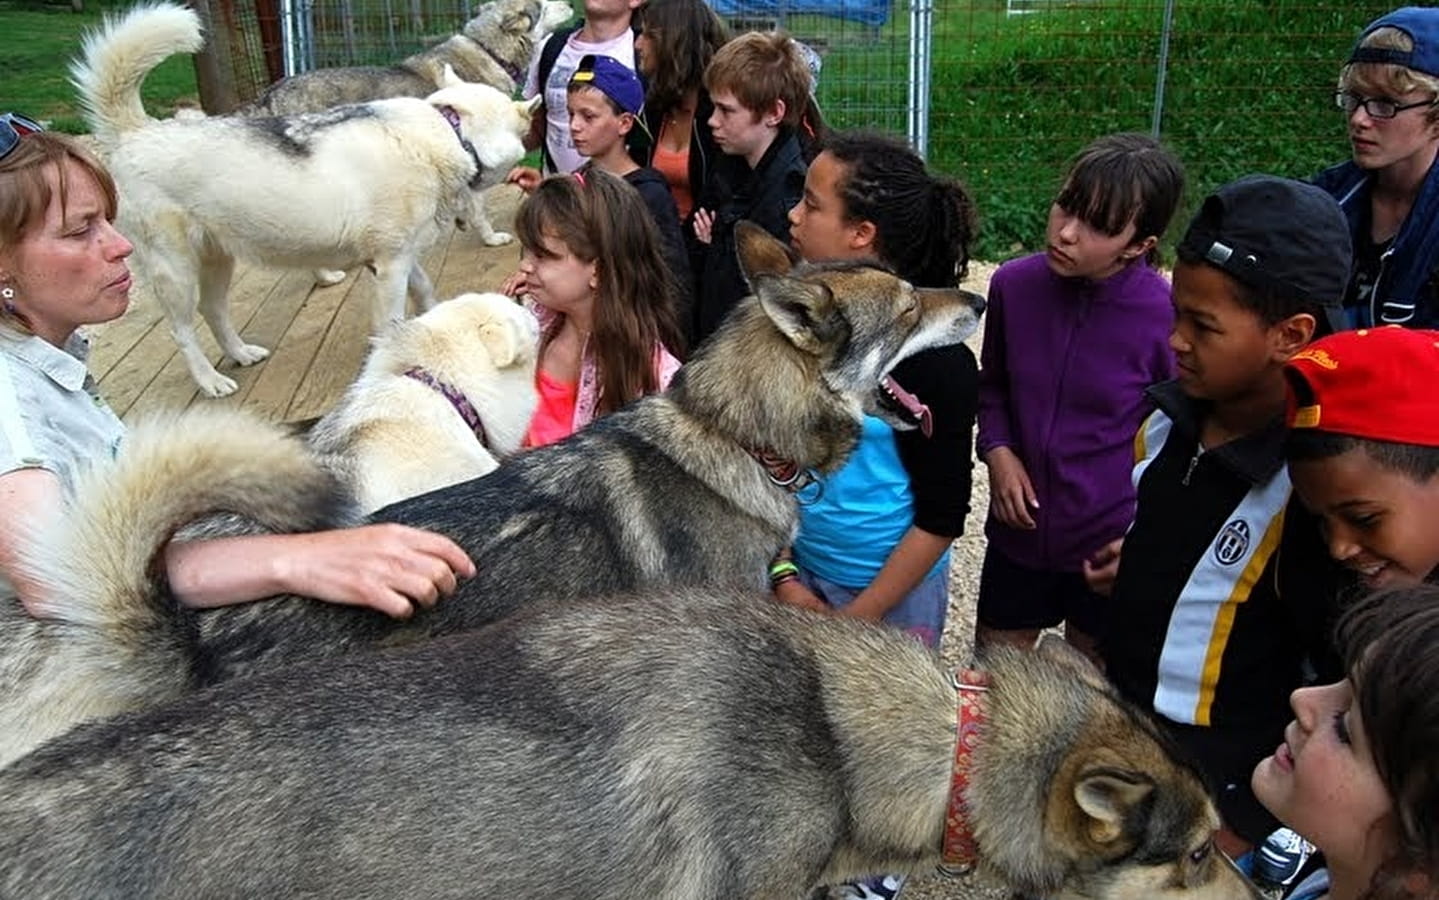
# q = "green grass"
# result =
<box><xmin>0</xmin><ymin>0</ymin><xmax>1397</xmax><ymax>259</ymax></box>
<box><xmin>816</xmin><ymin>0</ymin><xmax>1393</xmax><ymax>260</ymax></box>
<box><xmin>0</xmin><ymin>0</ymin><xmax>199</xmax><ymax>132</ymax></box>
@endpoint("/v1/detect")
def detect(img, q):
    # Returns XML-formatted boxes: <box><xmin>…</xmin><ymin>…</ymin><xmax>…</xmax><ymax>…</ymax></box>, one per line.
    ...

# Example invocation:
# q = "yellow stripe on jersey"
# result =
<box><xmin>1153</xmin><ymin>463</ymin><xmax>1292</xmax><ymax>726</ymax></box>
<box><xmin>1191</xmin><ymin>504</ymin><xmax>1288</xmax><ymax>726</ymax></box>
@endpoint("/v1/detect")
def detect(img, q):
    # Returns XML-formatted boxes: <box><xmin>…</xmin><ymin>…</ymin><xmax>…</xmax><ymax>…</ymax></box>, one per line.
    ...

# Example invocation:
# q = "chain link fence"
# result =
<box><xmin>215</xmin><ymin>0</ymin><xmax>1395</xmax><ymax>258</ymax></box>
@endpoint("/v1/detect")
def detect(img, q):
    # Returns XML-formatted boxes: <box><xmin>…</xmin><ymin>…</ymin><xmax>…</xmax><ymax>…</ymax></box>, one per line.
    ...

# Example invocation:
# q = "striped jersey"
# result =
<box><xmin>1103</xmin><ymin>381</ymin><xmax>1339</xmax><ymax>736</ymax></box>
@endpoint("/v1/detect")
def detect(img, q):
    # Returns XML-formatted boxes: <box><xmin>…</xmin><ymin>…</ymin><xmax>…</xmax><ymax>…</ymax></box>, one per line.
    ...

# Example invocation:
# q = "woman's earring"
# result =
<box><xmin>0</xmin><ymin>284</ymin><xmax>15</xmax><ymax>315</ymax></box>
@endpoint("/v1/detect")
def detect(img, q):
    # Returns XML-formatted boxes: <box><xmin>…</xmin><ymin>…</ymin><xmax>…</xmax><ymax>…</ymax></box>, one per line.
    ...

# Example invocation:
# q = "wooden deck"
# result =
<box><xmin>88</xmin><ymin>188</ymin><xmax>526</xmax><ymax>425</ymax></box>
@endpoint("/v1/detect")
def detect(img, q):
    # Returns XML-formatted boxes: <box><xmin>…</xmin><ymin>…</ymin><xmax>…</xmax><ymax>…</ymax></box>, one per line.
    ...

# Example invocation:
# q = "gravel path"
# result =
<box><xmin>898</xmin><ymin>263</ymin><xmax>1013</xmax><ymax>900</ymax></box>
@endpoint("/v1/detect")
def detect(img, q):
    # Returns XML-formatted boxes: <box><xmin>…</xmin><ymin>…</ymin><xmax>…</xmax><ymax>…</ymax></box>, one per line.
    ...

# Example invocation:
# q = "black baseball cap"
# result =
<box><xmin>1177</xmin><ymin>174</ymin><xmax>1352</xmax><ymax>331</ymax></box>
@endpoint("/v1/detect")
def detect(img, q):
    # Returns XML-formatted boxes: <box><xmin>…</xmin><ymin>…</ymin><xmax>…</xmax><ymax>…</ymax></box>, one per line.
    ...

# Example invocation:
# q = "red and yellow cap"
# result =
<box><xmin>1285</xmin><ymin>325</ymin><xmax>1439</xmax><ymax>446</ymax></box>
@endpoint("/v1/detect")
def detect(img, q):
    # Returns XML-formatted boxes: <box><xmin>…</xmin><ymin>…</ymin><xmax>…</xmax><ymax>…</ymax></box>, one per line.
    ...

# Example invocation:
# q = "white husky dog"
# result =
<box><xmin>70</xmin><ymin>3</ymin><xmax>537</xmax><ymax>397</ymax></box>
<box><xmin>307</xmin><ymin>293</ymin><xmax>541</xmax><ymax>513</ymax></box>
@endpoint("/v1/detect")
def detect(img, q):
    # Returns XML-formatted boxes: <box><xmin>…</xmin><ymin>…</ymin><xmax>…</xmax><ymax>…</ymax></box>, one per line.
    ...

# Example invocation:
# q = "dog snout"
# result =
<box><xmin>963</xmin><ymin>289</ymin><xmax>986</xmax><ymax>317</ymax></box>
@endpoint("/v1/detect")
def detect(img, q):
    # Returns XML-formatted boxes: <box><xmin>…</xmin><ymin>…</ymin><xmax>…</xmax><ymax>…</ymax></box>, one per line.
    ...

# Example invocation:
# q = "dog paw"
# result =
<box><xmin>197</xmin><ymin>372</ymin><xmax>240</xmax><ymax>397</ymax></box>
<box><xmin>314</xmin><ymin>269</ymin><xmax>348</xmax><ymax>286</ymax></box>
<box><xmin>230</xmin><ymin>343</ymin><xmax>271</xmax><ymax>366</ymax></box>
<box><xmin>482</xmin><ymin>231</ymin><xmax>514</xmax><ymax>247</ymax></box>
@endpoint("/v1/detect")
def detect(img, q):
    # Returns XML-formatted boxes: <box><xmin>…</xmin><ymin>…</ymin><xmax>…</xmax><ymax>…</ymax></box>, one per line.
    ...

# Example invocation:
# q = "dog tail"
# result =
<box><xmin>22</xmin><ymin>406</ymin><xmax>356</xmax><ymax>632</ymax></box>
<box><xmin>70</xmin><ymin>2</ymin><xmax>204</xmax><ymax>142</ymax></box>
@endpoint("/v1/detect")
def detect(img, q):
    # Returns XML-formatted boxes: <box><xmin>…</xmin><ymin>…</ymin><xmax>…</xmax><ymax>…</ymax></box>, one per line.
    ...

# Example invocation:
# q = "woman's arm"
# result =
<box><xmin>1</xmin><ymin>467</ymin><xmax>474</xmax><ymax>619</ymax></box>
<box><xmin>163</xmin><ymin>525</ymin><xmax>476</xmax><ymax>618</ymax></box>
<box><xmin>0</xmin><ymin>467</ymin><xmax>65</xmax><ymax>616</ymax></box>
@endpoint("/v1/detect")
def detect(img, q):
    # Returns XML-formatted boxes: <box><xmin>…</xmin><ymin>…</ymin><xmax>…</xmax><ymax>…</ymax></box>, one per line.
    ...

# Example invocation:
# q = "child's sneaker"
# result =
<box><xmin>1252</xmin><ymin>826</ymin><xmax>1313</xmax><ymax>887</ymax></box>
<box><xmin>834</xmin><ymin>875</ymin><xmax>906</xmax><ymax>900</ymax></box>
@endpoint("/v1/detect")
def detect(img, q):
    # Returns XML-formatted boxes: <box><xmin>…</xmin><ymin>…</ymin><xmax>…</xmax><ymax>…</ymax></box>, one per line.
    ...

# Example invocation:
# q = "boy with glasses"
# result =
<box><xmin>1314</xmin><ymin>7</ymin><xmax>1439</xmax><ymax>329</ymax></box>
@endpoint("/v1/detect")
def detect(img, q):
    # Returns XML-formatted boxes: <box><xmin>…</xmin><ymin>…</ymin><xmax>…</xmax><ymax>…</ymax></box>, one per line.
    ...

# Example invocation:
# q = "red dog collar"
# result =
<box><xmin>939</xmin><ymin>667</ymin><xmax>989</xmax><ymax>875</ymax></box>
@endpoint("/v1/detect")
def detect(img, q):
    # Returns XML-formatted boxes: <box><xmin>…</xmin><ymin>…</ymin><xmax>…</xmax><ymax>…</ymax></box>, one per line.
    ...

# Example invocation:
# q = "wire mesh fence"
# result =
<box><xmin>215</xmin><ymin>0</ymin><xmax>1396</xmax><ymax>258</ymax></box>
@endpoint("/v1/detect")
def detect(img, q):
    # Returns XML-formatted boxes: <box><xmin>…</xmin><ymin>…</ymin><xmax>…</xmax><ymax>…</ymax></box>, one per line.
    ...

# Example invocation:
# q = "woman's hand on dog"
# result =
<box><xmin>164</xmin><ymin>525</ymin><xmax>476</xmax><ymax>619</ymax></box>
<box><xmin>984</xmin><ymin>446</ymin><xmax>1039</xmax><ymax>530</ymax></box>
<box><xmin>276</xmin><ymin>524</ymin><xmax>476</xmax><ymax>618</ymax></box>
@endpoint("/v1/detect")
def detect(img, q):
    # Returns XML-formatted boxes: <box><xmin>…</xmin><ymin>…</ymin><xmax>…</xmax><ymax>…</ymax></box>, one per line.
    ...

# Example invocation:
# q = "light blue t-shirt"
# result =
<box><xmin>0</xmin><ymin>330</ymin><xmax>124</xmax><ymax>601</ymax></box>
<box><xmin>792</xmin><ymin>414</ymin><xmax>949</xmax><ymax>587</ymax></box>
<box><xmin>0</xmin><ymin>330</ymin><xmax>124</xmax><ymax>494</ymax></box>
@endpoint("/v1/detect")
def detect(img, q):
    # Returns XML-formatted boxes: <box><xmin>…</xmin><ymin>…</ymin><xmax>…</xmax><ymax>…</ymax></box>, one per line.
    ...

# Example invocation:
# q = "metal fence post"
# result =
<box><xmin>1150</xmin><ymin>0</ymin><xmax>1175</xmax><ymax>138</ymax></box>
<box><xmin>908</xmin><ymin>0</ymin><xmax>934</xmax><ymax>158</ymax></box>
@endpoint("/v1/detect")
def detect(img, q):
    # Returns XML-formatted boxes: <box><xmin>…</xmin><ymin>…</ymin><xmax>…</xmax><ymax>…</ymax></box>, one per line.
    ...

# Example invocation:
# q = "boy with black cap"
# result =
<box><xmin>1286</xmin><ymin>325</ymin><xmax>1439</xmax><ymax>590</ymax></box>
<box><xmin>1314</xmin><ymin>6</ymin><xmax>1439</xmax><ymax>328</ymax></box>
<box><xmin>1091</xmin><ymin>175</ymin><xmax>1354</xmax><ymax>858</ymax></box>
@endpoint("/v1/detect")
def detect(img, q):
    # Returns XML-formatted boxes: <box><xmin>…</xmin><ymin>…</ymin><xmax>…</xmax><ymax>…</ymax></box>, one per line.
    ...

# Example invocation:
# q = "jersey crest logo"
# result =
<box><xmin>1214</xmin><ymin>519</ymin><xmax>1251</xmax><ymax>566</ymax></box>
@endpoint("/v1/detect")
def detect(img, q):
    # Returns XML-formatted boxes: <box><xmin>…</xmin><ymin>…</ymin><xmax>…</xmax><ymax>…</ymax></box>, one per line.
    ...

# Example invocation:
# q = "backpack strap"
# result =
<box><xmin>535</xmin><ymin>22</ymin><xmax>580</xmax><ymax>173</ymax></box>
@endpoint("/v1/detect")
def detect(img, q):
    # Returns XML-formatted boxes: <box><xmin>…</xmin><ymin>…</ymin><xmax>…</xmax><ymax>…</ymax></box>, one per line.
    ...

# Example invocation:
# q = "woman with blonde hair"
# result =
<box><xmin>0</xmin><ymin>115</ymin><xmax>473</xmax><ymax>619</ymax></box>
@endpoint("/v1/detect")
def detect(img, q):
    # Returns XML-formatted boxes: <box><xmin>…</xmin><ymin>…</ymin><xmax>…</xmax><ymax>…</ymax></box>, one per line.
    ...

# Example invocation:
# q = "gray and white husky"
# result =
<box><xmin>71</xmin><ymin>3</ymin><xmax>536</xmax><ymax>397</ymax></box>
<box><xmin>0</xmin><ymin>592</ymin><xmax>1260</xmax><ymax>900</ymax></box>
<box><xmin>245</xmin><ymin>0</ymin><xmax>573</xmax><ymax>115</ymax></box>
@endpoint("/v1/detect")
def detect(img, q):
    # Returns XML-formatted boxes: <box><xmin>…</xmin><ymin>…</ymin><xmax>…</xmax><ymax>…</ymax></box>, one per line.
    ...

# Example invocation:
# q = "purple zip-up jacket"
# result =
<box><xmin>977</xmin><ymin>253</ymin><xmax>1175</xmax><ymax>571</ymax></box>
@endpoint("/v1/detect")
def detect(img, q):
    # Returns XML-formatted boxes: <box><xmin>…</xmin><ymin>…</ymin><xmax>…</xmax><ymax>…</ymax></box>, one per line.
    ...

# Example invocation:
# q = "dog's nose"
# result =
<box><xmin>965</xmin><ymin>290</ymin><xmax>987</xmax><ymax>316</ymax></box>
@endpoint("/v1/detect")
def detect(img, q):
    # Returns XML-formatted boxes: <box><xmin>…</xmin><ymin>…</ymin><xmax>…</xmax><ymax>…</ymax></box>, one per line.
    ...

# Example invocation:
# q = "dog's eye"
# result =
<box><xmin>1188</xmin><ymin>841</ymin><xmax>1213</xmax><ymax>865</ymax></box>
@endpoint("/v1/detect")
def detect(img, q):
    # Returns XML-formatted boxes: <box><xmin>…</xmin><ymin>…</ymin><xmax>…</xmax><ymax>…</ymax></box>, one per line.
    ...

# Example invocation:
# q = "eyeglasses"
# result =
<box><xmin>1335</xmin><ymin>91</ymin><xmax>1438</xmax><ymax>120</ymax></box>
<box><xmin>0</xmin><ymin>112</ymin><xmax>43</xmax><ymax>162</ymax></box>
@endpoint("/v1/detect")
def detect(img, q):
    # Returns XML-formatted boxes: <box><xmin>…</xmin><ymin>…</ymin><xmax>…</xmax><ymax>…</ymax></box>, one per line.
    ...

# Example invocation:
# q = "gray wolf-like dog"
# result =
<box><xmin>242</xmin><ymin>0</ymin><xmax>570</xmax><ymax>260</ymax></box>
<box><xmin>307</xmin><ymin>291</ymin><xmax>542</xmax><ymax>513</ymax></box>
<box><xmin>0</xmin><ymin>223</ymin><xmax>985</xmax><ymax>765</ymax></box>
<box><xmin>0</xmin><ymin>592</ymin><xmax>1260</xmax><ymax>900</ymax></box>
<box><xmin>71</xmin><ymin>3</ymin><xmax>536</xmax><ymax>397</ymax></box>
<box><xmin>245</xmin><ymin>0</ymin><xmax>573</xmax><ymax>115</ymax></box>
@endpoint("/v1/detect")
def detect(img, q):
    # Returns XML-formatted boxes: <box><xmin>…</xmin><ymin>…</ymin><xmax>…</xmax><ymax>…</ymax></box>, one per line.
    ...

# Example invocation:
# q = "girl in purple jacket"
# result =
<box><xmin>975</xmin><ymin>132</ymin><xmax>1183</xmax><ymax>664</ymax></box>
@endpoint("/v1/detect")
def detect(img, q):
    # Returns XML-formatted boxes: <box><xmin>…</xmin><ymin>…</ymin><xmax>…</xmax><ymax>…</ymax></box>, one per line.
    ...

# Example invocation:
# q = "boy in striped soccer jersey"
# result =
<box><xmin>1092</xmin><ymin>175</ymin><xmax>1354</xmax><ymax>860</ymax></box>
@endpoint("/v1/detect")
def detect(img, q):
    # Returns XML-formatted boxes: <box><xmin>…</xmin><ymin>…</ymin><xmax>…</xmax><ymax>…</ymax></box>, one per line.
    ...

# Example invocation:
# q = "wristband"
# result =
<box><xmin>768</xmin><ymin>559</ymin><xmax>799</xmax><ymax>580</ymax></box>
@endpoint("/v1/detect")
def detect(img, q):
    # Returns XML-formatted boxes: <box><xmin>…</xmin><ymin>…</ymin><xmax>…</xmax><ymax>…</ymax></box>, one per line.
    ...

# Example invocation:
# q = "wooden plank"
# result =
<box><xmin>271</xmin><ymin>269</ymin><xmax>372</xmax><ymax>423</ymax></box>
<box><xmin>121</xmin><ymin>264</ymin><xmax>307</xmax><ymax>421</ymax></box>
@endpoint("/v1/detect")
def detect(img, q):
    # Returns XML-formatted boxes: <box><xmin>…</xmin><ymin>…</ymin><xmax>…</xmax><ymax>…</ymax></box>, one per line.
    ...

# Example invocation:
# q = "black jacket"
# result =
<box><xmin>622</xmin><ymin>165</ymin><xmax>694</xmax><ymax>341</ymax></box>
<box><xmin>688</xmin><ymin>128</ymin><xmax>806</xmax><ymax>347</ymax></box>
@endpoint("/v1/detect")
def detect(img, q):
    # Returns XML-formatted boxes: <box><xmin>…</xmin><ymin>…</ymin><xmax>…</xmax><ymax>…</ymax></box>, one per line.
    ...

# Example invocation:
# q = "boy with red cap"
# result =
<box><xmin>1286</xmin><ymin>325</ymin><xmax>1439</xmax><ymax>589</ymax></box>
<box><xmin>1093</xmin><ymin>174</ymin><xmax>1354</xmax><ymax>861</ymax></box>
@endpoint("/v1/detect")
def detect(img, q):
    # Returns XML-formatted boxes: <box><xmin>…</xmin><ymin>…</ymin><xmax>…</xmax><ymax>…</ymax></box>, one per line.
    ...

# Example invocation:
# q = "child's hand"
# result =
<box><xmin>984</xmin><ymin>446</ymin><xmax>1039</xmax><ymax>530</ymax></box>
<box><xmin>506</xmin><ymin>166</ymin><xmax>542</xmax><ymax>194</ymax></box>
<box><xmin>1082</xmin><ymin>538</ymin><xmax>1124</xmax><ymax>597</ymax></box>
<box><xmin>773</xmin><ymin>578</ymin><xmax>829</xmax><ymax>613</ymax></box>
<box><xmin>692</xmin><ymin>208</ymin><xmax>715</xmax><ymax>245</ymax></box>
<box><xmin>500</xmin><ymin>269</ymin><xmax>528</xmax><ymax>298</ymax></box>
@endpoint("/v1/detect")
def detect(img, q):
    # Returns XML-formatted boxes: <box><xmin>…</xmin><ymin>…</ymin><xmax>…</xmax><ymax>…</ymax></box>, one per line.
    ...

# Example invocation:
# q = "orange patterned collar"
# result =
<box><xmin>939</xmin><ymin>668</ymin><xmax>989</xmax><ymax>875</ymax></box>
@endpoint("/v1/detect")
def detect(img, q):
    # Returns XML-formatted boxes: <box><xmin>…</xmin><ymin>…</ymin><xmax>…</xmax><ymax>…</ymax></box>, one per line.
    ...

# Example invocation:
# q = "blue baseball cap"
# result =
<box><xmin>569</xmin><ymin>54</ymin><xmax>644</xmax><ymax>116</ymax></box>
<box><xmin>1348</xmin><ymin>7</ymin><xmax>1439</xmax><ymax>79</ymax></box>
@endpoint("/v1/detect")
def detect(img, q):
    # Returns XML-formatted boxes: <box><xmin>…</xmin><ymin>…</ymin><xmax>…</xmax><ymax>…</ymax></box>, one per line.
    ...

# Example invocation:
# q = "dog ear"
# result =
<box><xmin>754</xmin><ymin>279</ymin><xmax>848</xmax><ymax>354</ymax></box>
<box><xmin>1034</xmin><ymin>633</ymin><xmax>1109</xmax><ymax>692</ymax></box>
<box><xmin>736</xmin><ymin>220</ymin><xmax>797</xmax><ymax>282</ymax></box>
<box><xmin>441</xmin><ymin>63</ymin><xmax>464</xmax><ymax>87</ymax></box>
<box><xmin>520</xmin><ymin>95</ymin><xmax>542</xmax><ymax>116</ymax></box>
<box><xmin>478</xmin><ymin>319</ymin><xmax>521</xmax><ymax>368</ymax></box>
<box><xmin>1073</xmin><ymin>766</ymin><xmax>1155</xmax><ymax>845</ymax></box>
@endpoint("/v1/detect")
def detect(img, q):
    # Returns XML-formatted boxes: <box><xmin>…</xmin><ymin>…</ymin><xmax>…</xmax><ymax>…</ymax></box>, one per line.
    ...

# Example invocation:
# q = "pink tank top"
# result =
<box><xmin>524</xmin><ymin>368</ymin><xmax>579</xmax><ymax>448</ymax></box>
